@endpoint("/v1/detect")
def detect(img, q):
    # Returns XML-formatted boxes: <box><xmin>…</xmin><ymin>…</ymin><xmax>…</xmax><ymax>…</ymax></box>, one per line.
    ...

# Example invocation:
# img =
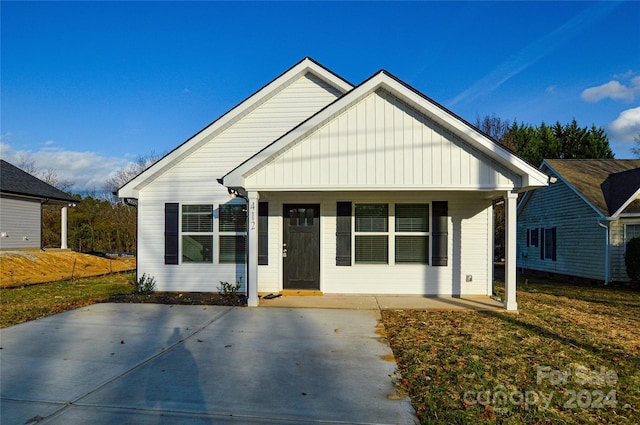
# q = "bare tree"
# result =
<box><xmin>14</xmin><ymin>153</ymin><xmax>74</xmax><ymax>191</ymax></box>
<box><xmin>632</xmin><ymin>133</ymin><xmax>640</xmax><ymax>158</ymax></box>
<box><xmin>104</xmin><ymin>151</ymin><xmax>163</xmax><ymax>197</ymax></box>
<box><xmin>475</xmin><ymin>114</ymin><xmax>515</xmax><ymax>151</ymax></box>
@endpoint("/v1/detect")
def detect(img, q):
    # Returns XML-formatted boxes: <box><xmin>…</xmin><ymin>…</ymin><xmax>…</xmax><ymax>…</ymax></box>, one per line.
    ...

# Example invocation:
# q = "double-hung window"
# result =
<box><xmin>219</xmin><ymin>203</ymin><xmax>247</xmax><ymax>264</ymax></box>
<box><xmin>353</xmin><ymin>203</ymin><xmax>430</xmax><ymax>264</ymax></box>
<box><xmin>182</xmin><ymin>205</ymin><xmax>213</xmax><ymax>263</ymax></box>
<box><xmin>395</xmin><ymin>204</ymin><xmax>429</xmax><ymax>264</ymax></box>
<box><xmin>355</xmin><ymin>204</ymin><xmax>389</xmax><ymax>264</ymax></box>
<box><xmin>625</xmin><ymin>224</ymin><xmax>640</xmax><ymax>245</ymax></box>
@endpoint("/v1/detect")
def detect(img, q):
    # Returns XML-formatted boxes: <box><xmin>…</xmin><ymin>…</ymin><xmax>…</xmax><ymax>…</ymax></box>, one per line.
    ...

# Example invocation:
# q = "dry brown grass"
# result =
<box><xmin>0</xmin><ymin>250</ymin><xmax>135</xmax><ymax>288</ymax></box>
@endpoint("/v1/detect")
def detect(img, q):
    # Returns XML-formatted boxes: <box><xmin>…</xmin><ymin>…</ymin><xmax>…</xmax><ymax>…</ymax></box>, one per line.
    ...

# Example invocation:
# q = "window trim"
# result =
<box><xmin>218</xmin><ymin>202</ymin><xmax>247</xmax><ymax>264</ymax></box>
<box><xmin>181</xmin><ymin>204</ymin><xmax>214</xmax><ymax>264</ymax></box>
<box><xmin>352</xmin><ymin>203</ymin><xmax>431</xmax><ymax>265</ymax></box>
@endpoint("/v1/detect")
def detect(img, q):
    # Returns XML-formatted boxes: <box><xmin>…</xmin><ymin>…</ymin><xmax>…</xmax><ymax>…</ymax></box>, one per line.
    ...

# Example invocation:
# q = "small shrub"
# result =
<box><xmin>625</xmin><ymin>237</ymin><xmax>640</xmax><ymax>281</ymax></box>
<box><xmin>219</xmin><ymin>280</ymin><xmax>241</xmax><ymax>299</ymax></box>
<box><xmin>131</xmin><ymin>273</ymin><xmax>156</xmax><ymax>294</ymax></box>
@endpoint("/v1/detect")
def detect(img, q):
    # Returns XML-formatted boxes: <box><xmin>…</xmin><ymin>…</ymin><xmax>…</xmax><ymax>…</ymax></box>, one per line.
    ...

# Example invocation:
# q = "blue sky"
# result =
<box><xmin>2</xmin><ymin>1</ymin><xmax>639</xmax><ymax>190</ymax></box>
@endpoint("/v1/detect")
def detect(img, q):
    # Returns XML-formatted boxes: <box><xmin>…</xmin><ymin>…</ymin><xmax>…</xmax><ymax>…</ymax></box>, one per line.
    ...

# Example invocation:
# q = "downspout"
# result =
<box><xmin>120</xmin><ymin>196</ymin><xmax>138</xmax><ymax>282</ymax></box>
<box><xmin>598</xmin><ymin>219</ymin><xmax>610</xmax><ymax>285</ymax></box>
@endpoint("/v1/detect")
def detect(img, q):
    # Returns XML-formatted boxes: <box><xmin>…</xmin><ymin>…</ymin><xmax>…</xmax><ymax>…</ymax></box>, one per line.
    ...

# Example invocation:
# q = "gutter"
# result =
<box><xmin>597</xmin><ymin>219</ymin><xmax>610</xmax><ymax>285</ymax></box>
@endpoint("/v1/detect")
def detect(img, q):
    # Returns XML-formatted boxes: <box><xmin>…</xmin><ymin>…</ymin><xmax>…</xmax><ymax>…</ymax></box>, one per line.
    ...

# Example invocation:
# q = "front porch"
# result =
<box><xmin>258</xmin><ymin>293</ymin><xmax>506</xmax><ymax>311</ymax></box>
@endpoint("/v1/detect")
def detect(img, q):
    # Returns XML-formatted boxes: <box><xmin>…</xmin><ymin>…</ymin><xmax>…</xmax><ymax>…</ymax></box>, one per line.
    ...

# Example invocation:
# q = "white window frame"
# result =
<box><xmin>181</xmin><ymin>204</ymin><xmax>214</xmax><ymax>263</ymax></box>
<box><xmin>218</xmin><ymin>202</ymin><xmax>247</xmax><ymax>264</ymax></box>
<box><xmin>353</xmin><ymin>203</ymin><xmax>431</xmax><ymax>265</ymax></box>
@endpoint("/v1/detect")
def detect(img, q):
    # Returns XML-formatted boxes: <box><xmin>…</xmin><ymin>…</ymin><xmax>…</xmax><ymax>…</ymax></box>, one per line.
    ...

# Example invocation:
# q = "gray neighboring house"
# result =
<box><xmin>517</xmin><ymin>159</ymin><xmax>640</xmax><ymax>283</ymax></box>
<box><xmin>0</xmin><ymin>159</ymin><xmax>78</xmax><ymax>250</ymax></box>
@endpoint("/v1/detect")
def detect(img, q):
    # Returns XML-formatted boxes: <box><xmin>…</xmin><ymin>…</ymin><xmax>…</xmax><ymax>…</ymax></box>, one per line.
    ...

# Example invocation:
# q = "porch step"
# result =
<box><xmin>279</xmin><ymin>290</ymin><xmax>323</xmax><ymax>296</ymax></box>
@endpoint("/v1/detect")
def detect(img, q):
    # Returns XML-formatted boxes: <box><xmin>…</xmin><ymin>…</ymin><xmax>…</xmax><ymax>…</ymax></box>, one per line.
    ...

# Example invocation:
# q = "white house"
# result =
<box><xmin>118</xmin><ymin>58</ymin><xmax>548</xmax><ymax>309</ymax></box>
<box><xmin>517</xmin><ymin>159</ymin><xmax>640</xmax><ymax>283</ymax></box>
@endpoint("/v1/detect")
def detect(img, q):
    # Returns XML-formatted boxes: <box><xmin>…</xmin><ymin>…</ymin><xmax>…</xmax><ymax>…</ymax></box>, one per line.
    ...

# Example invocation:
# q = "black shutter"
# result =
<box><xmin>432</xmin><ymin>201</ymin><xmax>448</xmax><ymax>266</ymax></box>
<box><xmin>551</xmin><ymin>227</ymin><xmax>557</xmax><ymax>261</ymax></box>
<box><xmin>258</xmin><ymin>202</ymin><xmax>268</xmax><ymax>265</ymax></box>
<box><xmin>336</xmin><ymin>202</ymin><xmax>352</xmax><ymax>266</ymax></box>
<box><xmin>165</xmin><ymin>203</ymin><xmax>179</xmax><ymax>265</ymax></box>
<box><xmin>540</xmin><ymin>228</ymin><xmax>545</xmax><ymax>260</ymax></box>
<box><xmin>526</xmin><ymin>229</ymin><xmax>530</xmax><ymax>247</ymax></box>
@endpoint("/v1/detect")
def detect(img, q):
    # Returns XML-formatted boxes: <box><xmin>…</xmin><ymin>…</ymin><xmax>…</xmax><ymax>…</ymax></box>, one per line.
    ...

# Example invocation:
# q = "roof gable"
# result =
<box><xmin>0</xmin><ymin>160</ymin><xmax>77</xmax><ymax>203</ymax></box>
<box><xmin>543</xmin><ymin>159</ymin><xmax>640</xmax><ymax>217</ymax></box>
<box><xmin>223</xmin><ymin>70</ymin><xmax>548</xmax><ymax>191</ymax></box>
<box><xmin>118</xmin><ymin>57</ymin><xmax>353</xmax><ymax>198</ymax></box>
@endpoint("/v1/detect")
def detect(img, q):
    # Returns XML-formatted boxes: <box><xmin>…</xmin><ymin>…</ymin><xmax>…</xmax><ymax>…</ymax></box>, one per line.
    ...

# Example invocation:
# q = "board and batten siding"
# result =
<box><xmin>0</xmin><ymin>197</ymin><xmax>41</xmax><ymax>249</ymax></box>
<box><xmin>517</xmin><ymin>180</ymin><xmax>606</xmax><ymax>280</ymax></box>
<box><xmin>246</xmin><ymin>89</ymin><xmax>522</xmax><ymax>191</ymax></box>
<box><xmin>256</xmin><ymin>191</ymin><xmax>493</xmax><ymax>295</ymax></box>
<box><xmin>135</xmin><ymin>73</ymin><xmax>344</xmax><ymax>291</ymax></box>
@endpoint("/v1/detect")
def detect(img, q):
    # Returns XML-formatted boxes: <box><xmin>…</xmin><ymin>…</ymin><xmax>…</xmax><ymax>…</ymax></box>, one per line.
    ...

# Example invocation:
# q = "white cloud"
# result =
<box><xmin>0</xmin><ymin>142</ymin><xmax>130</xmax><ymax>191</ymax></box>
<box><xmin>581</xmin><ymin>78</ymin><xmax>640</xmax><ymax>103</ymax></box>
<box><xmin>609</xmin><ymin>106</ymin><xmax>640</xmax><ymax>142</ymax></box>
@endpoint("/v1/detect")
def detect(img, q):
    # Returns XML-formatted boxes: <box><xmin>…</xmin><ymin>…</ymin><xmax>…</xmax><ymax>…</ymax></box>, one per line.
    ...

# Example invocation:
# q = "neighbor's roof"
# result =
<box><xmin>0</xmin><ymin>160</ymin><xmax>78</xmax><ymax>203</ymax></box>
<box><xmin>544</xmin><ymin>159</ymin><xmax>640</xmax><ymax>217</ymax></box>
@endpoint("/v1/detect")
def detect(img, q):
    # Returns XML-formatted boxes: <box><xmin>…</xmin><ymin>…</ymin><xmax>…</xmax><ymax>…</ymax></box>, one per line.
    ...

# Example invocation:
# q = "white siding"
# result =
<box><xmin>517</xmin><ymin>180</ymin><xmax>606</xmax><ymax>280</ymax></box>
<box><xmin>257</xmin><ymin>191</ymin><xmax>493</xmax><ymax>296</ymax></box>
<box><xmin>246</xmin><ymin>89</ymin><xmax>521</xmax><ymax>190</ymax></box>
<box><xmin>136</xmin><ymin>73</ymin><xmax>344</xmax><ymax>292</ymax></box>
<box><xmin>0</xmin><ymin>197</ymin><xmax>41</xmax><ymax>249</ymax></box>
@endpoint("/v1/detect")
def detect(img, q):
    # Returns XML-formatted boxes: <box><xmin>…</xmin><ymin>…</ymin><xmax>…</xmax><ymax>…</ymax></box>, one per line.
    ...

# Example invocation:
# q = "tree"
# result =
<box><xmin>475</xmin><ymin>114</ymin><xmax>515</xmax><ymax>151</ymax></box>
<box><xmin>632</xmin><ymin>133</ymin><xmax>640</xmax><ymax>158</ymax></box>
<box><xmin>103</xmin><ymin>152</ymin><xmax>163</xmax><ymax>197</ymax></box>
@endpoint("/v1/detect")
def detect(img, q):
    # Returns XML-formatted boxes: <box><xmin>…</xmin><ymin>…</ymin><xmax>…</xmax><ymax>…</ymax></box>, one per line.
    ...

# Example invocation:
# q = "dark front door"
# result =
<box><xmin>283</xmin><ymin>204</ymin><xmax>320</xmax><ymax>290</ymax></box>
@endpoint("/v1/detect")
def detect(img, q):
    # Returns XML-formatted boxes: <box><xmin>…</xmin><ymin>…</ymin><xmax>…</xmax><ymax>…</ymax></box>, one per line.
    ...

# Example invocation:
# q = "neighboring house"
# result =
<box><xmin>118</xmin><ymin>58</ymin><xmax>548</xmax><ymax>308</ymax></box>
<box><xmin>0</xmin><ymin>159</ymin><xmax>78</xmax><ymax>250</ymax></box>
<box><xmin>517</xmin><ymin>159</ymin><xmax>640</xmax><ymax>283</ymax></box>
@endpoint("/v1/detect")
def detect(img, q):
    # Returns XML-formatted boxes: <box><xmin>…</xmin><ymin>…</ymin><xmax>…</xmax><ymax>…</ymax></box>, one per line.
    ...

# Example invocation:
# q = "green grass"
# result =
<box><xmin>383</xmin><ymin>277</ymin><xmax>640</xmax><ymax>424</ymax></box>
<box><xmin>0</xmin><ymin>274</ymin><xmax>133</xmax><ymax>328</ymax></box>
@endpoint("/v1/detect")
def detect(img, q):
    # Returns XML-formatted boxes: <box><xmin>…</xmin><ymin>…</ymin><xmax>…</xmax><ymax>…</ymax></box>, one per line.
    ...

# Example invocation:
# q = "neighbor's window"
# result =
<box><xmin>219</xmin><ymin>203</ymin><xmax>247</xmax><ymax>264</ymax></box>
<box><xmin>625</xmin><ymin>224</ymin><xmax>640</xmax><ymax>244</ymax></box>
<box><xmin>182</xmin><ymin>205</ymin><xmax>213</xmax><ymax>263</ymax></box>
<box><xmin>355</xmin><ymin>204</ymin><xmax>388</xmax><ymax>264</ymax></box>
<box><xmin>395</xmin><ymin>204</ymin><xmax>429</xmax><ymax>264</ymax></box>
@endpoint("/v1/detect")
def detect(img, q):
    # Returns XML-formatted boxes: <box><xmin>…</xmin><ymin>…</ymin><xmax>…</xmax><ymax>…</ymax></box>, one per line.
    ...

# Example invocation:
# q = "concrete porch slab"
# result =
<box><xmin>259</xmin><ymin>294</ymin><xmax>505</xmax><ymax>311</ymax></box>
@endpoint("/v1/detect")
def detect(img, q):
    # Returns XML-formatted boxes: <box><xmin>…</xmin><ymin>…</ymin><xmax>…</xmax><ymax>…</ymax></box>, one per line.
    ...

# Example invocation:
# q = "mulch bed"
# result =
<box><xmin>108</xmin><ymin>292</ymin><xmax>247</xmax><ymax>306</ymax></box>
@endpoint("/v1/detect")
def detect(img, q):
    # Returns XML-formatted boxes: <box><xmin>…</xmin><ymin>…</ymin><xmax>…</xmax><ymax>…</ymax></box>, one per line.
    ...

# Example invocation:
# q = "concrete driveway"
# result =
<box><xmin>1</xmin><ymin>304</ymin><xmax>416</xmax><ymax>424</ymax></box>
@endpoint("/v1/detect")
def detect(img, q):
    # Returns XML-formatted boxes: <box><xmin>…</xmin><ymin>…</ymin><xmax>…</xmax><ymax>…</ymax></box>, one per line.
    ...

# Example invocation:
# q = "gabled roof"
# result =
<box><xmin>117</xmin><ymin>57</ymin><xmax>353</xmax><ymax>198</ymax></box>
<box><xmin>543</xmin><ymin>159</ymin><xmax>640</xmax><ymax>218</ymax></box>
<box><xmin>0</xmin><ymin>160</ymin><xmax>77</xmax><ymax>203</ymax></box>
<box><xmin>222</xmin><ymin>69</ymin><xmax>548</xmax><ymax>191</ymax></box>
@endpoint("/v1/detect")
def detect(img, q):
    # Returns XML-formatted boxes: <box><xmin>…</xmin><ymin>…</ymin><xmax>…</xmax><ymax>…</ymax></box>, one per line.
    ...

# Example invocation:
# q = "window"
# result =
<box><xmin>219</xmin><ymin>203</ymin><xmax>247</xmax><ymax>264</ymax></box>
<box><xmin>182</xmin><ymin>205</ymin><xmax>213</xmax><ymax>263</ymax></box>
<box><xmin>625</xmin><ymin>224</ymin><xmax>640</xmax><ymax>244</ymax></box>
<box><xmin>353</xmin><ymin>203</ymin><xmax>431</xmax><ymax>265</ymax></box>
<box><xmin>527</xmin><ymin>228</ymin><xmax>539</xmax><ymax>247</ymax></box>
<box><xmin>355</xmin><ymin>204</ymin><xmax>388</xmax><ymax>264</ymax></box>
<box><xmin>540</xmin><ymin>227</ymin><xmax>556</xmax><ymax>261</ymax></box>
<box><xmin>395</xmin><ymin>204</ymin><xmax>429</xmax><ymax>264</ymax></box>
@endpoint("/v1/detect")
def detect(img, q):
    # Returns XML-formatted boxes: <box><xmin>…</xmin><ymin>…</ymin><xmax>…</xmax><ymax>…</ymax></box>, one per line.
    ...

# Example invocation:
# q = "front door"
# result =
<box><xmin>283</xmin><ymin>204</ymin><xmax>320</xmax><ymax>290</ymax></box>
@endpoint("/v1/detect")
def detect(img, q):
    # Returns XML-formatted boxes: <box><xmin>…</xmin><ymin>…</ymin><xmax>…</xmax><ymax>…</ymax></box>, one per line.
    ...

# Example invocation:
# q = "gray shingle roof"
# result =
<box><xmin>0</xmin><ymin>160</ymin><xmax>78</xmax><ymax>203</ymax></box>
<box><xmin>544</xmin><ymin>159</ymin><xmax>640</xmax><ymax>217</ymax></box>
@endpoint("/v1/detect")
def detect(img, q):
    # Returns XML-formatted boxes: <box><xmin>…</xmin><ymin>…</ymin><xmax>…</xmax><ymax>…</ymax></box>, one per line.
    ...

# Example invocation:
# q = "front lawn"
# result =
<box><xmin>0</xmin><ymin>274</ymin><xmax>132</xmax><ymax>328</ymax></box>
<box><xmin>383</xmin><ymin>278</ymin><xmax>640</xmax><ymax>424</ymax></box>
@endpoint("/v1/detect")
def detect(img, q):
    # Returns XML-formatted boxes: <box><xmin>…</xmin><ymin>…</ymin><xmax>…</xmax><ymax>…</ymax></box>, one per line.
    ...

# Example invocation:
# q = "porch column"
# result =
<box><xmin>247</xmin><ymin>191</ymin><xmax>260</xmax><ymax>307</ymax></box>
<box><xmin>504</xmin><ymin>191</ymin><xmax>518</xmax><ymax>311</ymax></box>
<box><xmin>61</xmin><ymin>205</ymin><xmax>68</xmax><ymax>249</ymax></box>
